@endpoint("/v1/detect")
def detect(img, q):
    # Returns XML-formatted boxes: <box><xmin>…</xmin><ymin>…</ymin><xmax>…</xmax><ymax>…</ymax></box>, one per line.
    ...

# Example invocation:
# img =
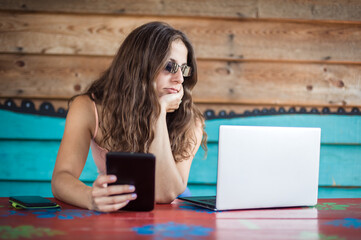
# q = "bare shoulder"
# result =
<box><xmin>70</xmin><ymin>95</ymin><xmax>93</xmax><ymax>109</ymax></box>
<box><xmin>193</xmin><ymin>117</ymin><xmax>204</xmax><ymax>135</ymax></box>
<box><xmin>66</xmin><ymin>95</ymin><xmax>96</xmax><ymax>135</ymax></box>
<box><xmin>68</xmin><ymin>95</ymin><xmax>94</xmax><ymax>116</ymax></box>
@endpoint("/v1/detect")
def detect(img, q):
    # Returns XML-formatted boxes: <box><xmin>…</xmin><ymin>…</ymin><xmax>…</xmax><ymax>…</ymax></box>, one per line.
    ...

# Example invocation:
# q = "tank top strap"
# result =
<box><xmin>92</xmin><ymin>97</ymin><xmax>99</xmax><ymax>140</ymax></box>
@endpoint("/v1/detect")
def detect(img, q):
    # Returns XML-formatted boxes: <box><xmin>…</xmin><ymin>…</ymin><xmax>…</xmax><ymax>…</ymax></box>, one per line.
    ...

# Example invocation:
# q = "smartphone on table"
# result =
<box><xmin>9</xmin><ymin>196</ymin><xmax>61</xmax><ymax>210</ymax></box>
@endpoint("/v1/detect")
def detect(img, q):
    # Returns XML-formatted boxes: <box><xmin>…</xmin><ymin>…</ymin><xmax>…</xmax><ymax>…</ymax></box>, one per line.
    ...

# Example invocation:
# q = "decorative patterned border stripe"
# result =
<box><xmin>204</xmin><ymin>106</ymin><xmax>361</xmax><ymax>120</ymax></box>
<box><xmin>1</xmin><ymin>99</ymin><xmax>360</xmax><ymax>119</ymax></box>
<box><xmin>0</xmin><ymin>99</ymin><xmax>67</xmax><ymax>118</ymax></box>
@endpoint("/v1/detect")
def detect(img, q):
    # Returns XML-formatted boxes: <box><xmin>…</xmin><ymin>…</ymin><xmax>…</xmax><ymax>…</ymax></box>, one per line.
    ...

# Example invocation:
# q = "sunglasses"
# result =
<box><xmin>164</xmin><ymin>61</ymin><xmax>192</xmax><ymax>77</ymax></box>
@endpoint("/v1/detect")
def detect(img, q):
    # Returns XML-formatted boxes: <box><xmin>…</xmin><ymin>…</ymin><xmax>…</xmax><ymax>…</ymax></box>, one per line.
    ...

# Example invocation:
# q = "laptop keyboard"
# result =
<box><xmin>193</xmin><ymin>196</ymin><xmax>216</xmax><ymax>205</ymax></box>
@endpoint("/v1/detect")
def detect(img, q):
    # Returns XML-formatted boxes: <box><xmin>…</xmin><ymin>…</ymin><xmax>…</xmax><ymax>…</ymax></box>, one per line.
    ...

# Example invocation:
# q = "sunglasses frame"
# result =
<box><xmin>165</xmin><ymin>61</ymin><xmax>192</xmax><ymax>77</ymax></box>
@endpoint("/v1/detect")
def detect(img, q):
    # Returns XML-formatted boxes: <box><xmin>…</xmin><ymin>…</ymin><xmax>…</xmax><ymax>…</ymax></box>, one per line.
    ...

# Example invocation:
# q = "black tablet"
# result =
<box><xmin>106</xmin><ymin>152</ymin><xmax>156</xmax><ymax>211</ymax></box>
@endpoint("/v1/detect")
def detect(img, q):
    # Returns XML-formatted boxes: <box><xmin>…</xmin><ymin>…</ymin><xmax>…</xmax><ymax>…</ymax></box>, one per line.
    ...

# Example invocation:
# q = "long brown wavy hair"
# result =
<box><xmin>79</xmin><ymin>22</ymin><xmax>206</xmax><ymax>161</ymax></box>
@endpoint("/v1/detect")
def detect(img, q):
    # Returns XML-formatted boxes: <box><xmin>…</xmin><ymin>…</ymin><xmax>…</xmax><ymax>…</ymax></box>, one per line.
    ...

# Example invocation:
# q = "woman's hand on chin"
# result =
<box><xmin>159</xmin><ymin>86</ymin><xmax>184</xmax><ymax>113</ymax></box>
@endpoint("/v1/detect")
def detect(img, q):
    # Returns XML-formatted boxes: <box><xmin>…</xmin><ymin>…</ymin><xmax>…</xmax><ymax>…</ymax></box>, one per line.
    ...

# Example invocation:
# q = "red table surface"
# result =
<box><xmin>0</xmin><ymin>198</ymin><xmax>360</xmax><ymax>239</ymax></box>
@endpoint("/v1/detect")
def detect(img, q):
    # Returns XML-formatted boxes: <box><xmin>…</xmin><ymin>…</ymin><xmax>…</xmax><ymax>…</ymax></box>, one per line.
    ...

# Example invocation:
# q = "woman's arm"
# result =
<box><xmin>51</xmin><ymin>96</ymin><xmax>136</xmax><ymax>211</ymax></box>
<box><xmin>150</xmin><ymin>90</ymin><xmax>203</xmax><ymax>203</ymax></box>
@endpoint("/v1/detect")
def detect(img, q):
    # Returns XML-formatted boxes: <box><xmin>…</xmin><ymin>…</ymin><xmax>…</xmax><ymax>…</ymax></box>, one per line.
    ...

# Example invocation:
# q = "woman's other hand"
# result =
<box><xmin>89</xmin><ymin>175</ymin><xmax>137</xmax><ymax>212</ymax></box>
<box><xmin>159</xmin><ymin>85</ymin><xmax>184</xmax><ymax>113</ymax></box>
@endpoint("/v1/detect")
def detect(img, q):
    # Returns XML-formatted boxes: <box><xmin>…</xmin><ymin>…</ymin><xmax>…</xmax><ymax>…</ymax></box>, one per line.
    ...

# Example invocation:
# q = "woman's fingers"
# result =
<box><xmin>90</xmin><ymin>174</ymin><xmax>138</xmax><ymax>212</ymax></box>
<box><xmin>93</xmin><ymin>175</ymin><xmax>117</xmax><ymax>188</ymax></box>
<box><xmin>92</xmin><ymin>184</ymin><xmax>135</xmax><ymax>198</ymax></box>
<box><xmin>93</xmin><ymin>193</ymin><xmax>137</xmax><ymax>206</ymax></box>
<box><xmin>95</xmin><ymin>200</ymin><xmax>130</xmax><ymax>212</ymax></box>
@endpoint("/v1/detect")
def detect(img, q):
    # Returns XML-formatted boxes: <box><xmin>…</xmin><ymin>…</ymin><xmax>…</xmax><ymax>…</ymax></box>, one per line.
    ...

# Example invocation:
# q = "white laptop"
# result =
<box><xmin>179</xmin><ymin>125</ymin><xmax>321</xmax><ymax>211</ymax></box>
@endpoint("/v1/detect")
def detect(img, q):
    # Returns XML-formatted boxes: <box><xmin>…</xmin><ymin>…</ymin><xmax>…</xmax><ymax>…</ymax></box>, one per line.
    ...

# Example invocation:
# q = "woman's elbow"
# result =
<box><xmin>155</xmin><ymin>194</ymin><xmax>177</xmax><ymax>204</ymax></box>
<box><xmin>51</xmin><ymin>175</ymin><xmax>60</xmax><ymax>199</ymax></box>
<box><xmin>155</xmin><ymin>186</ymin><xmax>186</xmax><ymax>204</ymax></box>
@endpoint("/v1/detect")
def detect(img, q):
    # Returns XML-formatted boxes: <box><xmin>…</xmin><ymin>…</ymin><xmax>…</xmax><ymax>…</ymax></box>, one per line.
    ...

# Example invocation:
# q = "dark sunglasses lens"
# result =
<box><xmin>181</xmin><ymin>66</ymin><xmax>192</xmax><ymax>77</ymax></box>
<box><xmin>165</xmin><ymin>62</ymin><xmax>179</xmax><ymax>74</ymax></box>
<box><xmin>165</xmin><ymin>62</ymin><xmax>174</xmax><ymax>73</ymax></box>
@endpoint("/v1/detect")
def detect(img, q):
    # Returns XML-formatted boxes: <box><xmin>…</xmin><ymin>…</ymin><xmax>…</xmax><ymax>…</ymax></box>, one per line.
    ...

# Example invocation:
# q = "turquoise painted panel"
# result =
<box><xmin>0</xmin><ymin>140</ymin><xmax>98</xmax><ymax>181</ymax></box>
<box><xmin>0</xmin><ymin>180</ymin><xmax>93</xmax><ymax>197</ymax></box>
<box><xmin>189</xmin><ymin>143</ymin><xmax>361</xmax><ymax>186</ymax></box>
<box><xmin>1</xmin><ymin>109</ymin><xmax>360</xmax><ymax>198</ymax></box>
<box><xmin>0</xmin><ymin>110</ymin><xmax>65</xmax><ymax>140</ymax></box>
<box><xmin>1</xmin><ymin>181</ymin><xmax>360</xmax><ymax>199</ymax></box>
<box><xmin>187</xmin><ymin>184</ymin><xmax>216</xmax><ymax>197</ymax></box>
<box><xmin>320</xmin><ymin>144</ymin><xmax>361</xmax><ymax>187</ymax></box>
<box><xmin>205</xmin><ymin>115</ymin><xmax>361</xmax><ymax>144</ymax></box>
<box><xmin>0</xmin><ymin>181</ymin><xmax>54</xmax><ymax>197</ymax></box>
<box><xmin>318</xmin><ymin>187</ymin><xmax>361</xmax><ymax>199</ymax></box>
<box><xmin>2</xmin><ymin>140</ymin><xmax>358</xmax><ymax>187</ymax></box>
<box><xmin>1</xmin><ymin>109</ymin><xmax>360</xmax><ymax>144</ymax></box>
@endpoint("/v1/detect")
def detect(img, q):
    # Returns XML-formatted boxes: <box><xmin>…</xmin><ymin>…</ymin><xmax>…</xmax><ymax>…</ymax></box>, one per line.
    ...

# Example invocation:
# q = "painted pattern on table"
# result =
<box><xmin>1</xmin><ymin>202</ymin><xmax>360</xmax><ymax>239</ymax></box>
<box><xmin>0</xmin><ymin>207</ymin><xmax>215</xmax><ymax>239</ymax></box>
<box><xmin>325</xmin><ymin>218</ymin><xmax>361</xmax><ymax>229</ymax></box>
<box><xmin>312</xmin><ymin>202</ymin><xmax>361</xmax><ymax>211</ymax></box>
<box><xmin>132</xmin><ymin>221</ymin><xmax>213</xmax><ymax>240</ymax></box>
<box><xmin>0</xmin><ymin>208</ymin><xmax>101</xmax><ymax>220</ymax></box>
<box><xmin>0</xmin><ymin>225</ymin><xmax>64</xmax><ymax>239</ymax></box>
<box><xmin>0</xmin><ymin>208</ymin><xmax>102</xmax><ymax>239</ymax></box>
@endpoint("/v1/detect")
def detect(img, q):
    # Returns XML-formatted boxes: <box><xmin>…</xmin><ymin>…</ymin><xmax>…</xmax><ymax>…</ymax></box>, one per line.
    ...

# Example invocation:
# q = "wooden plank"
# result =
<box><xmin>0</xmin><ymin>0</ymin><xmax>258</xmax><ymax>18</ymax></box>
<box><xmin>0</xmin><ymin>0</ymin><xmax>360</xmax><ymax>21</ymax></box>
<box><xmin>0</xmin><ymin>54</ymin><xmax>111</xmax><ymax>99</ymax></box>
<box><xmin>259</xmin><ymin>0</ymin><xmax>361</xmax><ymax>22</ymax></box>
<box><xmin>0</xmin><ymin>13</ymin><xmax>360</xmax><ymax>62</ymax></box>
<box><xmin>195</xmin><ymin>60</ymin><xmax>361</xmax><ymax>106</ymax></box>
<box><xmin>1</xmin><ymin>54</ymin><xmax>361</xmax><ymax>107</ymax></box>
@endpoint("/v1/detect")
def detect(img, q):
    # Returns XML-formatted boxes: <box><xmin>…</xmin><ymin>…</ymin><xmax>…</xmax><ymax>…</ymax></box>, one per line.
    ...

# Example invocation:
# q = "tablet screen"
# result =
<box><xmin>106</xmin><ymin>152</ymin><xmax>155</xmax><ymax>211</ymax></box>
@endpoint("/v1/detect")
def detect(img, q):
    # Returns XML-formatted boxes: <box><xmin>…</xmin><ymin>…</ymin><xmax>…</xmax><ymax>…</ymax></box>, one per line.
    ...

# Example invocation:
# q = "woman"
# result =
<box><xmin>51</xmin><ymin>22</ymin><xmax>206</xmax><ymax>212</ymax></box>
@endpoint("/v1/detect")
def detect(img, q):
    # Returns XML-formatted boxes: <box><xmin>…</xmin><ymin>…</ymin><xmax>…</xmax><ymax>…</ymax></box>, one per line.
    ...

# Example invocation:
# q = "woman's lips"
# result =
<box><xmin>164</xmin><ymin>88</ymin><xmax>179</xmax><ymax>94</ymax></box>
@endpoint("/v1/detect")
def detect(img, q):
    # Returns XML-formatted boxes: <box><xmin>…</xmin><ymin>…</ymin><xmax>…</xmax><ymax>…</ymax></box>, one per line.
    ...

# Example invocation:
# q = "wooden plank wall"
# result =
<box><xmin>0</xmin><ymin>0</ymin><xmax>360</xmax><ymax>114</ymax></box>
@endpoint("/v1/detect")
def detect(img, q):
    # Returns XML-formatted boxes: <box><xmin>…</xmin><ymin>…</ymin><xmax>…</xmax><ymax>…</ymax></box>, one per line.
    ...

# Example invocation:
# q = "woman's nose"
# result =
<box><xmin>172</xmin><ymin>68</ymin><xmax>184</xmax><ymax>84</ymax></box>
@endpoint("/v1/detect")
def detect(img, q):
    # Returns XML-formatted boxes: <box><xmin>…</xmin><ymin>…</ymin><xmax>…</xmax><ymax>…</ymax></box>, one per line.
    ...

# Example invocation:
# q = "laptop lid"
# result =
<box><xmin>215</xmin><ymin>125</ymin><xmax>321</xmax><ymax>210</ymax></box>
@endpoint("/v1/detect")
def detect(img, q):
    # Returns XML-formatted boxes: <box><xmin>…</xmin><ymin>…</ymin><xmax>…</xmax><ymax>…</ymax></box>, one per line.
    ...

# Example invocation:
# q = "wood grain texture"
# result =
<box><xmin>0</xmin><ymin>12</ymin><xmax>360</xmax><ymax>62</ymax></box>
<box><xmin>259</xmin><ymin>0</ymin><xmax>361</xmax><ymax>22</ymax></box>
<box><xmin>0</xmin><ymin>54</ymin><xmax>111</xmax><ymax>99</ymax></box>
<box><xmin>1</xmin><ymin>54</ymin><xmax>360</xmax><ymax>107</ymax></box>
<box><xmin>0</xmin><ymin>0</ymin><xmax>360</xmax><ymax>21</ymax></box>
